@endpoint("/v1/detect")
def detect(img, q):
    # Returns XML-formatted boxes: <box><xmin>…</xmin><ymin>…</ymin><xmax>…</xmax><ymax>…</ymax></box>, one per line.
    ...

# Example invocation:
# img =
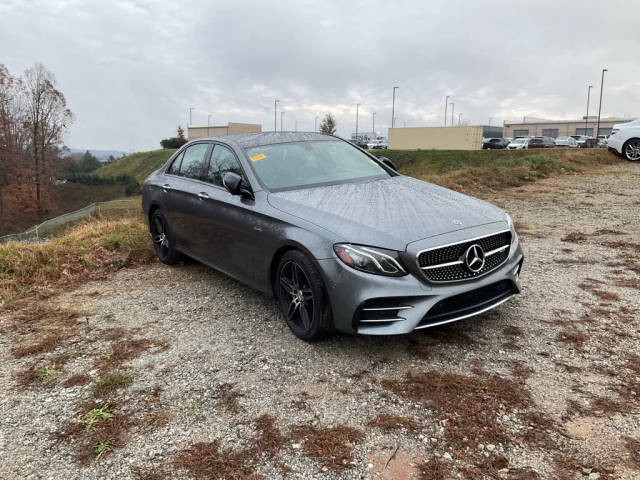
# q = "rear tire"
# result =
<box><xmin>275</xmin><ymin>250</ymin><xmax>334</xmax><ymax>341</ymax></box>
<box><xmin>623</xmin><ymin>139</ymin><xmax>640</xmax><ymax>161</ymax></box>
<box><xmin>150</xmin><ymin>210</ymin><xmax>181</xmax><ymax>265</ymax></box>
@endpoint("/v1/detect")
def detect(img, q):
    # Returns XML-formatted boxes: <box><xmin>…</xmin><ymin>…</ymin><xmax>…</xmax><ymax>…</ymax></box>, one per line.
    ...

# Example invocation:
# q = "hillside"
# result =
<box><xmin>93</xmin><ymin>149</ymin><xmax>175</xmax><ymax>183</ymax></box>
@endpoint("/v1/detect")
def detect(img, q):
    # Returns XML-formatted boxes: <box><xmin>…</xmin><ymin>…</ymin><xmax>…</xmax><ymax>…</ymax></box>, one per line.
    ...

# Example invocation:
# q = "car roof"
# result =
<box><xmin>194</xmin><ymin>131</ymin><xmax>338</xmax><ymax>149</ymax></box>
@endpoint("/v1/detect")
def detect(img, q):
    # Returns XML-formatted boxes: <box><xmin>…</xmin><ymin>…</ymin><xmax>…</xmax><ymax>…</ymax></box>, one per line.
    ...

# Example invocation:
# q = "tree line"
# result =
<box><xmin>0</xmin><ymin>63</ymin><xmax>73</xmax><ymax>224</ymax></box>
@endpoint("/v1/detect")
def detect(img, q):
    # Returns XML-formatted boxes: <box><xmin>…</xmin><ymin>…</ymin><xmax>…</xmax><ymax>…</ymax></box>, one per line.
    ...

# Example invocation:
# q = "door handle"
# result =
<box><xmin>197</xmin><ymin>192</ymin><xmax>209</xmax><ymax>200</ymax></box>
<box><xmin>162</xmin><ymin>183</ymin><xmax>172</xmax><ymax>191</ymax></box>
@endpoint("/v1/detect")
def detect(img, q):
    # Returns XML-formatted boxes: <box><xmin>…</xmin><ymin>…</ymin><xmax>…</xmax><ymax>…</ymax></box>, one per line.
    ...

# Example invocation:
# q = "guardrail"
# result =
<box><xmin>0</xmin><ymin>199</ymin><xmax>140</xmax><ymax>244</ymax></box>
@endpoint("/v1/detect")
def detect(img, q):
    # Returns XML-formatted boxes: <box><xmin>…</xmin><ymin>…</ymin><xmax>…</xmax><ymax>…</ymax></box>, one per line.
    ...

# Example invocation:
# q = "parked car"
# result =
<box><xmin>367</xmin><ymin>138</ymin><xmax>388</xmax><ymax>149</ymax></box>
<box><xmin>528</xmin><ymin>137</ymin><xmax>555</xmax><ymax>148</ymax></box>
<box><xmin>597</xmin><ymin>135</ymin><xmax>609</xmax><ymax>147</ymax></box>
<box><xmin>142</xmin><ymin>132</ymin><xmax>523</xmax><ymax>341</ymax></box>
<box><xmin>607</xmin><ymin>119</ymin><xmax>640</xmax><ymax>161</ymax></box>
<box><xmin>482</xmin><ymin>138</ymin><xmax>509</xmax><ymax>149</ymax></box>
<box><xmin>555</xmin><ymin>136</ymin><xmax>579</xmax><ymax>148</ymax></box>
<box><xmin>506</xmin><ymin>138</ymin><xmax>529</xmax><ymax>149</ymax></box>
<box><xmin>351</xmin><ymin>139</ymin><xmax>369</xmax><ymax>149</ymax></box>
<box><xmin>571</xmin><ymin>135</ymin><xmax>597</xmax><ymax>148</ymax></box>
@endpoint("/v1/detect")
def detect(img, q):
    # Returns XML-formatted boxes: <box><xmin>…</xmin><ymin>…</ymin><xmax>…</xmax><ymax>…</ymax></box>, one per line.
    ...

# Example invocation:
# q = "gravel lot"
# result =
<box><xmin>1</xmin><ymin>163</ymin><xmax>639</xmax><ymax>479</ymax></box>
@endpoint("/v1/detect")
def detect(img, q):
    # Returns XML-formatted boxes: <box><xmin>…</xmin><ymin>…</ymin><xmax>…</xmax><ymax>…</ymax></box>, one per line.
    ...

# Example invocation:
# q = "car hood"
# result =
<box><xmin>267</xmin><ymin>176</ymin><xmax>506</xmax><ymax>251</ymax></box>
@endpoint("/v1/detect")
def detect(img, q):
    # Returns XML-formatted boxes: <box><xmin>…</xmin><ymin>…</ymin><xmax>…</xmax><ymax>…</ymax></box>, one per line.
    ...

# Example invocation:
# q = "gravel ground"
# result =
<box><xmin>1</xmin><ymin>163</ymin><xmax>639</xmax><ymax>479</ymax></box>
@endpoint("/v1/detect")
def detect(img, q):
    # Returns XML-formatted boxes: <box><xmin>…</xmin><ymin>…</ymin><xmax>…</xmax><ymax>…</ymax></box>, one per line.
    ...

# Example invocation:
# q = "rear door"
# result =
<box><xmin>162</xmin><ymin>142</ymin><xmax>211</xmax><ymax>252</ymax></box>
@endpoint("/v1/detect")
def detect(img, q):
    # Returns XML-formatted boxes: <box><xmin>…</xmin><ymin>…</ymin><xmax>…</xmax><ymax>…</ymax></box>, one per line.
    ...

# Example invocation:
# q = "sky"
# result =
<box><xmin>1</xmin><ymin>0</ymin><xmax>639</xmax><ymax>151</ymax></box>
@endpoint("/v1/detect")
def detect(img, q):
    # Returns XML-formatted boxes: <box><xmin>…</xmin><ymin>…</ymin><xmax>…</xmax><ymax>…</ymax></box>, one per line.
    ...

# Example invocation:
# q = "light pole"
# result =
<box><xmin>458</xmin><ymin>113</ymin><xmax>463</xmax><ymax>126</ymax></box>
<box><xmin>189</xmin><ymin>107</ymin><xmax>195</xmax><ymax>126</ymax></box>
<box><xmin>488</xmin><ymin>117</ymin><xmax>492</xmax><ymax>127</ymax></box>
<box><xmin>372</xmin><ymin>111</ymin><xmax>376</xmax><ymax>136</ymax></box>
<box><xmin>355</xmin><ymin>103</ymin><xmax>361</xmax><ymax>141</ymax></box>
<box><xmin>450</xmin><ymin>102</ymin><xmax>454</xmax><ymax>127</ymax></box>
<box><xmin>274</xmin><ymin>99</ymin><xmax>279</xmax><ymax>132</ymax></box>
<box><xmin>596</xmin><ymin>69</ymin><xmax>607</xmax><ymax>138</ymax></box>
<box><xmin>315</xmin><ymin>116</ymin><xmax>319</xmax><ymax>132</ymax></box>
<box><xmin>281</xmin><ymin>111</ymin><xmax>285</xmax><ymax>132</ymax></box>
<box><xmin>391</xmin><ymin>87</ymin><xmax>398</xmax><ymax>128</ymax></box>
<box><xmin>444</xmin><ymin>95</ymin><xmax>450</xmax><ymax>126</ymax></box>
<box><xmin>295</xmin><ymin>120</ymin><xmax>298</xmax><ymax>132</ymax></box>
<box><xmin>585</xmin><ymin>84</ymin><xmax>593</xmax><ymax>136</ymax></box>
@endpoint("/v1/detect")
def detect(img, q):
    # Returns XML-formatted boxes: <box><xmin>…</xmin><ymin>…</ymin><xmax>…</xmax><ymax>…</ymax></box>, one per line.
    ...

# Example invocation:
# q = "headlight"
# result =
<box><xmin>505</xmin><ymin>213</ymin><xmax>518</xmax><ymax>245</ymax></box>
<box><xmin>333</xmin><ymin>244</ymin><xmax>406</xmax><ymax>276</ymax></box>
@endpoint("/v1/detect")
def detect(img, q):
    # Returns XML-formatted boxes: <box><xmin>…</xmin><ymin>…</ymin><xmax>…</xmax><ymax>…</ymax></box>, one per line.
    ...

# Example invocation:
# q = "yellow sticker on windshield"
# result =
<box><xmin>249</xmin><ymin>153</ymin><xmax>266</xmax><ymax>162</ymax></box>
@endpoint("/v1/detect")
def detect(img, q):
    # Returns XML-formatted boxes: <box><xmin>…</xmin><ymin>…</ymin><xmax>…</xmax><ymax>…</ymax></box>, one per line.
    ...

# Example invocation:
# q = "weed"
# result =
<box><xmin>290</xmin><ymin>424</ymin><xmax>364</xmax><ymax>471</ymax></box>
<box><xmin>367</xmin><ymin>414</ymin><xmax>422</xmax><ymax>432</ymax></box>
<box><xmin>81</xmin><ymin>407</ymin><xmax>115</xmax><ymax>430</ymax></box>
<box><xmin>95</xmin><ymin>440</ymin><xmax>112</xmax><ymax>460</ymax></box>
<box><xmin>37</xmin><ymin>366</ymin><xmax>57</xmax><ymax>378</ymax></box>
<box><xmin>91</xmin><ymin>372</ymin><xmax>132</xmax><ymax>396</ymax></box>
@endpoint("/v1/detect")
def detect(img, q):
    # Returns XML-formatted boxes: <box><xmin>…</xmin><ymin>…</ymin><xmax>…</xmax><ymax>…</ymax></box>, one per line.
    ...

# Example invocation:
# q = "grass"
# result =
<box><xmin>93</xmin><ymin>149</ymin><xmax>176</xmax><ymax>184</ymax></box>
<box><xmin>81</xmin><ymin>406</ymin><xmax>115</xmax><ymax>430</ymax></box>
<box><xmin>378</xmin><ymin>148</ymin><xmax>617</xmax><ymax>193</ymax></box>
<box><xmin>91</xmin><ymin>372</ymin><xmax>132</xmax><ymax>396</ymax></box>
<box><xmin>0</xmin><ymin>213</ymin><xmax>154</xmax><ymax>307</ymax></box>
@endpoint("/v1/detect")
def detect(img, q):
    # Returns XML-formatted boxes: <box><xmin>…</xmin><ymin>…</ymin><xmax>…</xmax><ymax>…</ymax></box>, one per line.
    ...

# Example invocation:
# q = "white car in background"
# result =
<box><xmin>506</xmin><ymin>138</ymin><xmax>529</xmax><ymax>149</ymax></box>
<box><xmin>555</xmin><ymin>136</ymin><xmax>578</xmax><ymax>148</ymax></box>
<box><xmin>607</xmin><ymin>119</ymin><xmax>640</xmax><ymax>161</ymax></box>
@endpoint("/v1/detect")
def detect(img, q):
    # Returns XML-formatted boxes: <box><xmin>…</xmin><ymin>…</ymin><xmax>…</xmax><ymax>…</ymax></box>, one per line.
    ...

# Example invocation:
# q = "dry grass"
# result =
<box><xmin>255</xmin><ymin>414</ymin><xmax>286</xmax><ymax>458</ymax></box>
<box><xmin>381</xmin><ymin>370</ymin><xmax>530</xmax><ymax>451</ymax></box>
<box><xmin>367</xmin><ymin>414</ymin><xmax>422</xmax><ymax>433</ymax></box>
<box><xmin>290</xmin><ymin>424</ymin><xmax>364</xmax><ymax>471</ymax></box>
<box><xmin>173</xmin><ymin>441</ymin><xmax>258</xmax><ymax>480</ymax></box>
<box><xmin>95</xmin><ymin>337</ymin><xmax>168</xmax><ymax>370</ymax></box>
<box><xmin>215</xmin><ymin>382</ymin><xmax>243</xmax><ymax>413</ymax></box>
<box><xmin>624</xmin><ymin>436</ymin><xmax>640</xmax><ymax>468</ymax></box>
<box><xmin>416</xmin><ymin>457</ymin><xmax>450</xmax><ymax>480</ymax></box>
<box><xmin>556</xmin><ymin>328</ymin><xmax>588</xmax><ymax>348</ymax></box>
<box><xmin>0</xmin><ymin>215</ymin><xmax>153</xmax><ymax>307</ymax></box>
<box><xmin>91</xmin><ymin>372</ymin><xmax>132</xmax><ymax>397</ymax></box>
<box><xmin>63</xmin><ymin>374</ymin><xmax>91</xmax><ymax>388</ymax></box>
<box><xmin>562</xmin><ymin>232</ymin><xmax>588</xmax><ymax>243</ymax></box>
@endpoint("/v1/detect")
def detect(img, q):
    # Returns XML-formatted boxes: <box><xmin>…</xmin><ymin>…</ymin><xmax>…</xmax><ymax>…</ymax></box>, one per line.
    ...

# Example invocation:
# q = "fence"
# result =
<box><xmin>0</xmin><ymin>199</ymin><xmax>141</xmax><ymax>243</ymax></box>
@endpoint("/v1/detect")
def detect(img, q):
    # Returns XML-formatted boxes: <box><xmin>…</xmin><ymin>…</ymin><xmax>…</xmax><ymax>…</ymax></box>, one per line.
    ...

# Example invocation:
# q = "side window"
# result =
<box><xmin>205</xmin><ymin>144</ymin><xmax>243</xmax><ymax>187</ymax></box>
<box><xmin>166</xmin><ymin>151</ymin><xmax>184</xmax><ymax>175</ymax></box>
<box><xmin>178</xmin><ymin>143</ymin><xmax>209</xmax><ymax>179</ymax></box>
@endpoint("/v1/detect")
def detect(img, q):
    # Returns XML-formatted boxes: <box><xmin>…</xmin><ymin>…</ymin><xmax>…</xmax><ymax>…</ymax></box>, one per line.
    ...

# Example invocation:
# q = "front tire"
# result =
<box><xmin>623</xmin><ymin>139</ymin><xmax>640</xmax><ymax>161</ymax></box>
<box><xmin>275</xmin><ymin>250</ymin><xmax>334</xmax><ymax>341</ymax></box>
<box><xmin>150</xmin><ymin>210</ymin><xmax>181</xmax><ymax>265</ymax></box>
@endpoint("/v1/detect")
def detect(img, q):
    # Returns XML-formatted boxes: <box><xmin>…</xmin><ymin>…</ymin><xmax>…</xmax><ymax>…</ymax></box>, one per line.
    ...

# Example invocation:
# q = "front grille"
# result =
<box><xmin>416</xmin><ymin>279</ymin><xmax>517</xmax><ymax>328</ymax></box>
<box><xmin>417</xmin><ymin>231</ymin><xmax>511</xmax><ymax>282</ymax></box>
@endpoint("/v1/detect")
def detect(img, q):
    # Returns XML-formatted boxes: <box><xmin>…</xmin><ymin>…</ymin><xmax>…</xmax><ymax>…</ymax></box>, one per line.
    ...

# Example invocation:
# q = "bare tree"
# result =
<box><xmin>319</xmin><ymin>113</ymin><xmax>337</xmax><ymax>135</ymax></box>
<box><xmin>22</xmin><ymin>63</ymin><xmax>73</xmax><ymax>218</ymax></box>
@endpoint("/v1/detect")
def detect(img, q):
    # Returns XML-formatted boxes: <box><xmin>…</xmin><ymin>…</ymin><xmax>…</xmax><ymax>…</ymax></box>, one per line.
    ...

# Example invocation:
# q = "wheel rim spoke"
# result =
<box><xmin>286</xmin><ymin>300</ymin><xmax>299</xmax><ymax>321</ymax></box>
<box><xmin>299</xmin><ymin>304</ymin><xmax>311</xmax><ymax>329</ymax></box>
<box><xmin>279</xmin><ymin>276</ymin><xmax>296</xmax><ymax>295</ymax></box>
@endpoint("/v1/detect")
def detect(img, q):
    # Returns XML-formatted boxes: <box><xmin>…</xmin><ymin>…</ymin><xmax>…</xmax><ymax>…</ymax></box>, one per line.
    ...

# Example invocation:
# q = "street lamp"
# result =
<box><xmin>372</xmin><ymin>111</ymin><xmax>376</xmax><ymax>136</ymax></box>
<box><xmin>391</xmin><ymin>87</ymin><xmax>399</xmax><ymax>128</ymax></box>
<box><xmin>458</xmin><ymin>113</ymin><xmax>463</xmax><ymax>126</ymax></box>
<box><xmin>596</xmin><ymin>69</ymin><xmax>607</xmax><ymax>138</ymax></box>
<box><xmin>488</xmin><ymin>117</ymin><xmax>492</xmax><ymax>127</ymax></box>
<box><xmin>281</xmin><ymin>111</ymin><xmax>285</xmax><ymax>132</ymax></box>
<box><xmin>355</xmin><ymin>103</ymin><xmax>361</xmax><ymax>141</ymax></box>
<box><xmin>585</xmin><ymin>84</ymin><xmax>593</xmax><ymax>136</ymax></box>
<box><xmin>315</xmin><ymin>116</ymin><xmax>319</xmax><ymax>132</ymax></box>
<box><xmin>274</xmin><ymin>99</ymin><xmax>279</xmax><ymax>132</ymax></box>
<box><xmin>189</xmin><ymin>107</ymin><xmax>195</xmax><ymax>125</ymax></box>
<box><xmin>444</xmin><ymin>95</ymin><xmax>450</xmax><ymax>126</ymax></box>
<box><xmin>450</xmin><ymin>102</ymin><xmax>455</xmax><ymax>127</ymax></box>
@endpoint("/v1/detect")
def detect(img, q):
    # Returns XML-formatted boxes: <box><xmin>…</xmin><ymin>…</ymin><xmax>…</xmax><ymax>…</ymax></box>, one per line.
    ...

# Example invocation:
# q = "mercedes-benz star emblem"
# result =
<box><xmin>464</xmin><ymin>244</ymin><xmax>485</xmax><ymax>273</ymax></box>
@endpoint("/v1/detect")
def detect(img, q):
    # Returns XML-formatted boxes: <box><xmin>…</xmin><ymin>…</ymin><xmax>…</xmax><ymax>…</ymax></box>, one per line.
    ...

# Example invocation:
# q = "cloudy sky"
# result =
<box><xmin>1</xmin><ymin>0</ymin><xmax>639</xmax><ymax>151</ymax></box>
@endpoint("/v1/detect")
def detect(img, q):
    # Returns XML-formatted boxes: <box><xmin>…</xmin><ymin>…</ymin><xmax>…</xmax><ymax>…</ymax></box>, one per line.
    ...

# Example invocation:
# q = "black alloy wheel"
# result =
<box><xmin>150</xmin><ymin>210</ymin><xmax>180</xmax><ymax>265</ymax></box>
<box><xmin>276</xmin><ymin>250</ymin><xmax>334</xmax><ymax>341</ymax></box>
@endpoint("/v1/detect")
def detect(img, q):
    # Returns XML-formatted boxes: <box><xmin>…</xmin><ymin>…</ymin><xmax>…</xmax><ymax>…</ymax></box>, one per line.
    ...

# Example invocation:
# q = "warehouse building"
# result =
<box><xmin>187</xmin><ymin>122</ymin><xmax>261</xmax><ymax>140</ymax></box>
<box><xmin>503</xmin><ymin>117</ymin><xmax>631</xmax><ymax>138</ymax></box>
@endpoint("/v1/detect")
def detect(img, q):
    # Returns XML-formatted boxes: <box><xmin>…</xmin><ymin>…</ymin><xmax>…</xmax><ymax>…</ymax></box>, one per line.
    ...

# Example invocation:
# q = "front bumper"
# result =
<box><xmin>317</xmin><ymin>238</ymin><xmax>523</xmax><ymax>335</ymax></box>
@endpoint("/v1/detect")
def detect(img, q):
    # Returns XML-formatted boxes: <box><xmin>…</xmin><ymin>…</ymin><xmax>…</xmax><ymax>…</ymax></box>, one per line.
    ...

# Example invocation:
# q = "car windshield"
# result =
<box><xmin>512</xmin><ymin>139</ymin><xmax>526</xmax><ymax>144</ymax></box>
<box><xmin>245</xmin><ymin>140</ymin><xmax>391</xmax><ymax>190</ymax></box>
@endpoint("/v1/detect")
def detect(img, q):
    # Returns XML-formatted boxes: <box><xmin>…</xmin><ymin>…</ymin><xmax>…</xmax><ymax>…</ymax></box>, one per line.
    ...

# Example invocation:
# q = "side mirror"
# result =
<box><xmin>223</xmin><ymin>172</ymin><xmax>254</xmax><ymax>200</ymax></box>
<box><xmin>378</xmin><ymin>157</ymin><xmax>398</xmax><ymax>171</ymax></box>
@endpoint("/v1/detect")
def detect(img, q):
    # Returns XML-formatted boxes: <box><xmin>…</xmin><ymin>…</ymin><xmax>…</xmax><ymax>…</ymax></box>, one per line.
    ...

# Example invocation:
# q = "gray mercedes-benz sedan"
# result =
<box><xmin>142</xmin><ymin>132</ymin><xmax>523</xmax><ymax>341</ymax></box>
